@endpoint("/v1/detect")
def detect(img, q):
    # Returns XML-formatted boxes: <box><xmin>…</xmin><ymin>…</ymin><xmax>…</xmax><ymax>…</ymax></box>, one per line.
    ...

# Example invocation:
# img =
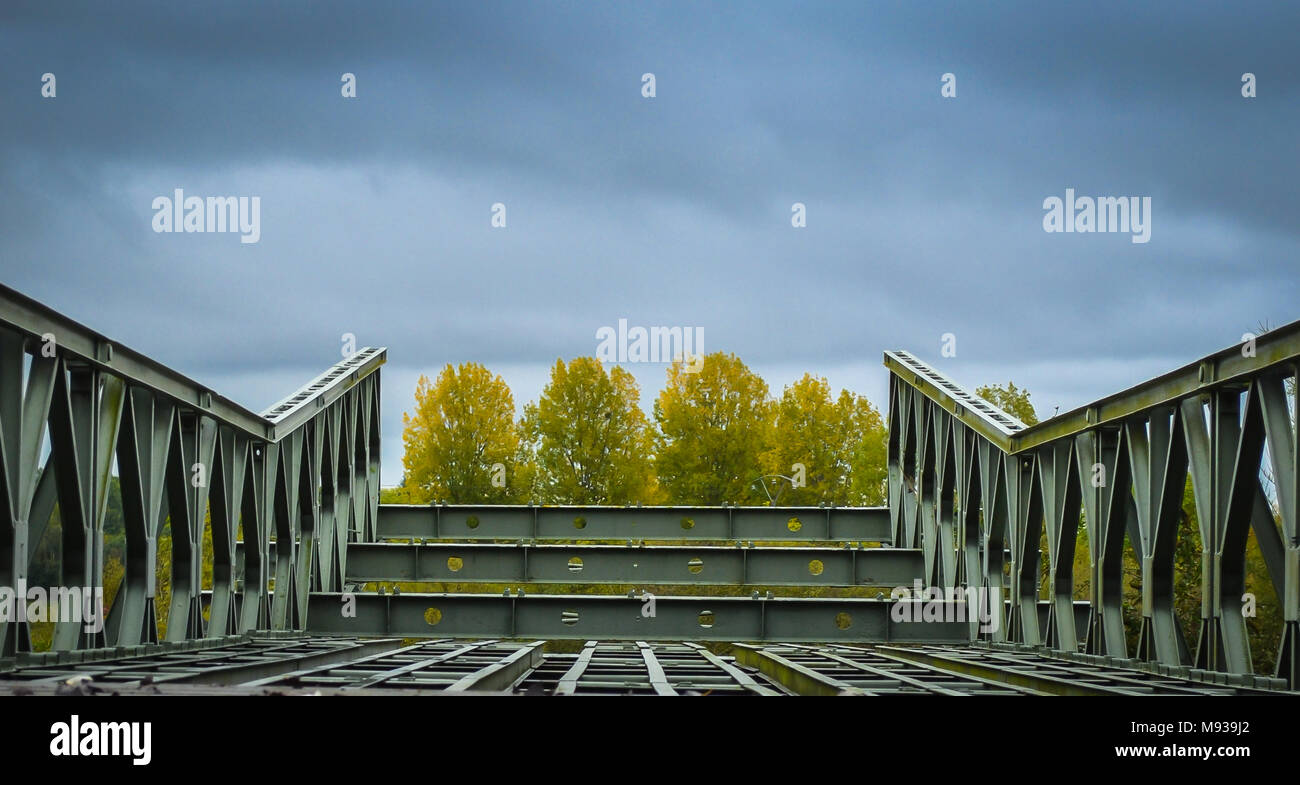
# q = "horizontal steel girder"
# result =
<box><xmin>305</xmin><ymin>592</ymin><xmax>972</xmax><ymax>642</ymax></box>
<box><xmin>887</xmin><ymin>338</ymin><xmax>1300</xmax><ymax>689</ymax></box>
<box><xmin>0</xmin><ymin>634</ymin><xmax>408</xmax><ymax>687</ymax></box>
<box><xmin>886</xmin><ymin>317</ymin><xmax>1300</xmax><ymax>454</ymax></box>
<box><xmin>377</xmin><ymin>504</ymin><xmax>892</xmax><ymax>543</ymax></box>
<box><xmin>0</xmin><ymin>287</ymin><xmax>386</xmax><ymax>653</ymax></box>
<box><xmin>0</xmin><ymin>283</ymin><xmax>385</xmax><ymax>441</ymax></box>
<box><xmin>342</xmin><ymin>542</ymin><xmax>922</xmax><ymax>587</ymax></box>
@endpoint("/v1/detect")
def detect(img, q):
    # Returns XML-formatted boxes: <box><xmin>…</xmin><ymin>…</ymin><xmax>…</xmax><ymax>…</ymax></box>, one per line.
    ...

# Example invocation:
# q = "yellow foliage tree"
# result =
<box><xmin>653</xmin><ymin>352</ymin><xmax>774</xmax><ymax>505</ymax></box>
<box><xmin>762</xmin><ymin>374</ymin><xmax>888</xmax><ymax>505</ymax></box>
<box><xmin>846</xmin><ymin>394</ymin><xmax>889</xmax><ymax>506</ymax></box>
<box><xmin>399</xmin><ymin>363</ymin><xmax>520</xmax><ymax>503</ymax></box>
<box><xmin>975</xmin><ymin>381</ymin><xmax>1039</xmax><ymax>425</ymax></box>
<box><xmin>520</xmin><ymin>357</ymin><xmax>659</xmax><ymax>504</ymax></box>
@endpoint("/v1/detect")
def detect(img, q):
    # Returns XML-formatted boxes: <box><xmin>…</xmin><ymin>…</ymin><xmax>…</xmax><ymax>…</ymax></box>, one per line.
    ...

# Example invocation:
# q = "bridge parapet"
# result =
<box><xmin>0</xmin><ymin>284</ymin><xmax>384</xmax><ymax>654</ymax></box>
<box><xmin>885</xmin><ymin>324</ymin><xmax>1300</xmax><ymax>687</ymax></box>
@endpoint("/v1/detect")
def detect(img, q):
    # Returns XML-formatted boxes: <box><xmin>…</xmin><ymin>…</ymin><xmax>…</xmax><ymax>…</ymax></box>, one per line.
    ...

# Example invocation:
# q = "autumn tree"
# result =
<box><xmin>975</xmin><ymin>381</ymin><xmax>1039</xmax><ymax>425</ymax></box>
<box><xmin>399</xmin><ymin>363</ymin><xmax>520</xmax><ymax>503</ymax></box>
<box><xmin>379</xmin><ymin>483</ymin><xmax>423</xmax><ymax>504</ymax></box>
<box><xmin>761</xmin><ymin>374</ymin><xmax>887</xmax><ymax>505</ymax></box>
<box><xmin>847</xmin><ymin>398</ymin><xmax>889</xmax><ymax>506</ymax></box>
<box><xmin>520</xmin><ymin>357</ymin><xmax>659</xmax><ymax>504</ymax></box>
<box><xmin>653</xmin><ymin>352</ymin><xmax>774</xmax><ymax>505</ymax></box>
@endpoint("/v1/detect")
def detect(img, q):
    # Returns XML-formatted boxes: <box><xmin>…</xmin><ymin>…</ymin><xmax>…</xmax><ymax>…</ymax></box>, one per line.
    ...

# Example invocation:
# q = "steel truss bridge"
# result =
<box><xmin>1</xmin><ymin>283</ymin><xmax>1297</xmax><ymax>695</ymax></box>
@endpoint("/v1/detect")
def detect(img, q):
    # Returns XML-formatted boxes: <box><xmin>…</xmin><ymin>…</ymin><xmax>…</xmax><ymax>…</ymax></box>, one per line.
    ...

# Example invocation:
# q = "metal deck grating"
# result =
<box><xmin>4</xmin><ymin>635</ymin><xmax>1293</xmax><ymax>696</ymax></box>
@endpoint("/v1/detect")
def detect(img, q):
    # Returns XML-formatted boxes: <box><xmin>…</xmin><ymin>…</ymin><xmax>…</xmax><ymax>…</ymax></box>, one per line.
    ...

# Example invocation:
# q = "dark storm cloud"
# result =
<box><xmin>1</xmin><ymin>1</ymin><xmax>1297</xmax><ymax>480</ymax></box>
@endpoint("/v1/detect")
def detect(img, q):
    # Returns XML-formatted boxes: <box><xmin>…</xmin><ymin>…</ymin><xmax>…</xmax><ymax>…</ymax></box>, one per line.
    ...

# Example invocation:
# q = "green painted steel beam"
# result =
<box><xmin>4</xmin><ymin>635</ymin><xmax>408</xmax><ymax>687</ymax></box>
<box><xmin>554</xmin><ymin>641</ymin><xmax>599</xmax><ymax>695</ymax></box>
<box><xmin>886</xmin><ymin>317</ymin><xmax>1300</xmax><ymax>455</ymax></box>
<box><xmin>259</xmin><ymin>347</ymin><xmax>386</xmax><ymax>438</ymax></box>
<box><xmin>377</xmin><ymin>504</ymin><xmax>892</xmax><ymax>543</ymax></box>
<box><xmin>342</xmin><ymin>541</ymin><xmax>921</xmax><ymax>586</ymax></box>
<box><xmin>445</xmin><ymin>641</ymin><xmax>546</xmax><ymax>692</ymax></box>
<box><xmin>731</xmin><ymin>644</ymin><xmax>862</xmax><ymax>696</ymax></box>
<box><xmin>806</xmin><ymin>644</ymin><xmax>1040</xmax><ymax>695</ymax></box>
<box><xmin>0</xmin><ymin>284</ymin><xmax>385</xmax><ymax>441</ymax></box>
<box><xmin>867</xmin><ymin>645</ymin><xmax>1283</xmax><ymax>696</ymax></box>
<box><xmin>7</xmin><ymin>633</ymin><xmax>1289</xmax><ymax>695</ymax></box>
<box><xmin>883</xmin><ymin>350</ymin><xmax>1026</xmax><ymax>451</ymax></box>
<box><xmin>155</xmin><ymin>637</ymin><xmax>408</xmax><ymax>686</ymax></box>
<box><xmin>241</xmin><ymin>641</ymin><xmax>442</xmax><ymax>687</ymax></box>
<box><xmin>636</xmin><ymin>640</ymin><xmax>678</xmax><ymax>695</ymax></box>
<box><xmin>1008</xmin><ymin>325</ymin><xmax>1300</xmax><ymax>452</ymax></box>
<box><xmin>0</xmin><ymin>284</ymin><xmax>272</xmax><ymax>439</ymax></box>
<box><xmin>341</xmin><ymin>640</ymin><xmax>491</xmax><ymax>690</ymax></box>
<box><xmin>306</xmin><ymin>592</ymin><xmax>972</xmax><ymax>642</ymax></box>
<box><xmin>679</xmin><ymin>642</ymin><xmax>783</xmax><ymax>695</ymax></box>
<box><xmin>875</xmin><ymin>646</ymin><xmax>1123</xmax><ymax>696</ymax></box>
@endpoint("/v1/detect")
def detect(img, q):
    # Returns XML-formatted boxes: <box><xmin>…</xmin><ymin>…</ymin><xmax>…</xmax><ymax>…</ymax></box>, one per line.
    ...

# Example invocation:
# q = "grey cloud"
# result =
<box><xmin>1</xmin><ymin>1</ymin><xmax>1296</xmax><ymax>487</ymax></box>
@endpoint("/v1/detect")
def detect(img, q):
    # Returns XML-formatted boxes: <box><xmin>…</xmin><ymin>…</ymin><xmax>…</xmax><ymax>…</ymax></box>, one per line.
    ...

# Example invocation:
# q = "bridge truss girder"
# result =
<box><xmin>0</xmin><ymin>284</ymin><xmax>385</xmax><ymax>654</ymax></box>
<box><xmin>885</xmin><ymin>327</ymin><xmax>1300</xmax><ymax>688</ymax></box>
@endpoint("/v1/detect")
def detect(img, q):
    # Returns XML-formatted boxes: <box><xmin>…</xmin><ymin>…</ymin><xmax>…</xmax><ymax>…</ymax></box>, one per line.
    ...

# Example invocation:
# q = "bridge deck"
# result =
<box><xmin>2</xmin><ymin>634</ymin><xmax>1290</xmax><ymax>696</ymax></box>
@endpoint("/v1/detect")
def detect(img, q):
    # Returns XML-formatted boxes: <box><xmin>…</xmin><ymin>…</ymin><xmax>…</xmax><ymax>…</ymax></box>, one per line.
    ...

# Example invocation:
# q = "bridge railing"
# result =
<box><xmin>885</xmin><ymin>326</ymin><xmax>1300</xmax><ymax>687</ymax></box>
<box><xmin>0</xmin><ymin>284</ymin><xmax>384</xmax><ymax>653</ymax></box>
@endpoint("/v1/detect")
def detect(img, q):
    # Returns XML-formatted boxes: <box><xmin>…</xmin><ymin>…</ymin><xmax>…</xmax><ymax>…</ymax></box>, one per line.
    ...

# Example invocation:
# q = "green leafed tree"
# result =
<box><xmin>653</xmin><ymin>352</ymin><xmax>774</xmax><ymax>505</ymax></box>
<box><xmin>398</xmin><ymin>363</ymin><xmax>521</xmax><ymax>503</ymax></box>
<box><xmin>975</xmin><ymin>381</ymin><xmax>1039</xmax><ymax>425</ymax></box>
<box><xmin>846</xmin><ymin>397</ymin><xmax>889</xmax><ymax>506</ymax></box>
<box><xmin>761</xmin><ymin>374</ymin><xmax>888</xmax><ymax>505</ymax></box>
<box><xmin>520</xmin><ymin>357</ymin><xmax>660</xmax><ymax>504</ymax></box>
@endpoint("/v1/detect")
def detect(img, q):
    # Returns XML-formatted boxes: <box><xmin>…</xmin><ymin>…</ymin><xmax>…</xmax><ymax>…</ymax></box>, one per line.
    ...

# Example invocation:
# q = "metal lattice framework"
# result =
<box><xmin>2</xmin><ymin>635</ymin><xmax>1286</xmax><ymax>695</ymax></box>
<box><xmin>2</xmin><ymin>283</ymin><xmax>1297</xmax><ymax>694</ymax></box>
<box><xmin>885</xmin><ymin>326</ymin><xmax>1300</xmax><ymax>687</ymax></box>
<box><xmin>0</xmin><ymin>284</ymin><xmax>384</xmax><ymax>653</ymax></box>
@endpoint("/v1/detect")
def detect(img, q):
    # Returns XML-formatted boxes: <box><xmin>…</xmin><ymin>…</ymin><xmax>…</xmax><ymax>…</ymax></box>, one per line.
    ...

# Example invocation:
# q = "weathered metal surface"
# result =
<box><xmin>886</xmin><ymin>333</ymin><xmax>1300</xmax><ymax>688</ymax></box>
<box><xmin>341</xmin><ymin>542</ymin><xmax>920</xmax><ymax>586</ymax></box>
<box><xmin>306</xmin><ymin>591</ymin><xmax>973</xmax><ymax>642</ymax></box>
<box><xmin>6</xmin><ymin>634</ymin><xmax>1289</xmax><ymax>696</ymax></box>
<box><xmin>0</xmin><ymin>634</ymin><xmax>405</xmax><ymax>686</ymax></box>
<box><xmin>377</xmin><ymin>504</ymin><xmax>891</xmax><ymax>543</ymax></box>
<box><xmin>6</xmin><ymin>284</ymin><xmax>1298</xmax><ymax>693</ymax></box>
<box><xmin>0</xmin><ymin>285</ymin><xmax>385</xmax><ymax>654</ymax></box>
<box><xmin>877</xmin><ymin>644</ymin><xmax>1291</xmax><ymax>696</ymax></box>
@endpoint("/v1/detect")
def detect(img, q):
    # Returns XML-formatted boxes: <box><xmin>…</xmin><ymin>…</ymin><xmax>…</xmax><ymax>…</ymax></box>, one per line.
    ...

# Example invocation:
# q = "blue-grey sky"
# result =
<box><xmin>2</xmin><ymin>1</ymin><xmax>1297</xmax><ymax>484</ymax></box>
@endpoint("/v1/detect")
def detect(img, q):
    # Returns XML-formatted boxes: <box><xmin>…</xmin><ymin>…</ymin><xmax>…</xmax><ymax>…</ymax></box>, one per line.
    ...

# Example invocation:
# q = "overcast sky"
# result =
<box><xmin>2</xmin><ymin>2</ymin><xmax>1297</xmax><ymax>484</ymax></box>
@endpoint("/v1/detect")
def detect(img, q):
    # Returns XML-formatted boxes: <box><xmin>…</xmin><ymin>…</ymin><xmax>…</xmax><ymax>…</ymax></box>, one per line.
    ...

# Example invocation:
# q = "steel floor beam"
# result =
<box><xmin>4</xmin><ymin>635</ymin><xmax>1295</xmax><ymax>695</ymax></box>
<box><xmin>873</xmin><ymin>645</ymin><xmax>1292</xmax><ymax>696</ymax></box>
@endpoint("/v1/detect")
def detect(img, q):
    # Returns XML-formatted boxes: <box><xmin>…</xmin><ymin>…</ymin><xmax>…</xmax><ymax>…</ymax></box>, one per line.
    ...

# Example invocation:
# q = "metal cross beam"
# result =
<box><xmin>341</xmin><ymin>542</ymin><xmax>921</xmax><ymax>587</ymax></box>
<box><xmin>306</xmin><ymin>591</ymin><xmax>973</xmax><ymax>642</ymax></box>
<box><xmin>0</xmin><ymin>634</ymin><xmax>406</xmax><ymax>687</ymax></box>
<box><xmin>377</xmin><ymin>503</ymin><xmax>892</xmax><ymax>543</ymax></box>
